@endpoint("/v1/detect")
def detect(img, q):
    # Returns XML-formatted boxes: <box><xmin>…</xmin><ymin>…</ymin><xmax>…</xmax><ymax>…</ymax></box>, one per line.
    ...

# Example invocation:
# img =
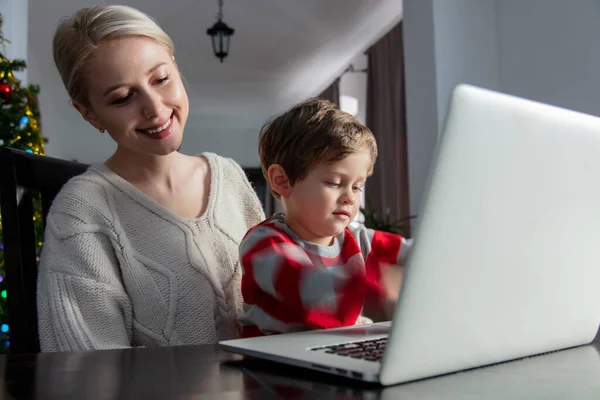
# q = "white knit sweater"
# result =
<box><xmin>37</xmin><ymin>153</ymin><xmax>265</xmax><ymax>352</ymax></box>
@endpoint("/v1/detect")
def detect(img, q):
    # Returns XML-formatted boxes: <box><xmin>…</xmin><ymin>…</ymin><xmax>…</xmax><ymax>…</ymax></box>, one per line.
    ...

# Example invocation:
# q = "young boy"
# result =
<box><xmin>238</xmin><ymin>98</ymin><xmax>411</xmax><ymax>337</ymax></box>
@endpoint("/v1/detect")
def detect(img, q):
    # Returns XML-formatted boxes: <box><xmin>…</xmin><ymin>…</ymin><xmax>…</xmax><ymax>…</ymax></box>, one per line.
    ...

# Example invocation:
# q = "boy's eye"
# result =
<box><xmin>352</xmin><ymin>186</ymin><xmax>363</xmax><ymax>193</ymax></box>
<box><xmin>326</xmin><ymin>181</ymin><xmax>341</xmax><ymax>188</ymax></box>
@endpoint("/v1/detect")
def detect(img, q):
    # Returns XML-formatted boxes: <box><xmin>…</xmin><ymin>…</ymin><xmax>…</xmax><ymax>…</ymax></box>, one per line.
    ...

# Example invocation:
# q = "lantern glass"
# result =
<box><xmin>207</xmin><ymin>20</ymin><xmax>234</xmax><ymax>62</ymax></box>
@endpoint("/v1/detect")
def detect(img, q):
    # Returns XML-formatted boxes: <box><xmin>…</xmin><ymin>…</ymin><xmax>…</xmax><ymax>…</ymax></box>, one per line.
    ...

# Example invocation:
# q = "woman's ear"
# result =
<box><xmin>72</xmin><ymin>101</ymin><xmax>104</xmax><ymax>132</ymax></box>
<box><xmin>268</xmin><ymin>164</ymin><xmax>292</xmax><ymax>198</ymax></box>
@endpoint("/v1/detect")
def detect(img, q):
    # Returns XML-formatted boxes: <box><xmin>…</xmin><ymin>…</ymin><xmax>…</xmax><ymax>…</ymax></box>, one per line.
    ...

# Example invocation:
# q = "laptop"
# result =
<box><xmin>220</xmin><ymin>84</ymin><xmax>600</xmax><ymax>386</ymax></box>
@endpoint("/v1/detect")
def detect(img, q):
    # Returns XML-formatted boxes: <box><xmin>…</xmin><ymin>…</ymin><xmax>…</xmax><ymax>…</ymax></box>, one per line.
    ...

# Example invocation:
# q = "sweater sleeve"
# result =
<box><xmin>349</xmin><ymin>223</ymin><xmax>413</xmax><ymax>265</ymax></box>
<box><xmin>239</xmin><ymin>225</ymin><xmax>367</xmax><ymax>330</ymax></box>
<box><xmin>37</xmin><ymin>208</ymin><xmax>133</xmax><ymax>352</ymax></box>
<box><xmin>371</xmin><ymin>230</ymin><xmax>413</xmax><ymax>265</ymax></box>
<box><xmin>346</xmin><ymin>224</ymin><xmax>413</xmax><ymax>299</ymax></box>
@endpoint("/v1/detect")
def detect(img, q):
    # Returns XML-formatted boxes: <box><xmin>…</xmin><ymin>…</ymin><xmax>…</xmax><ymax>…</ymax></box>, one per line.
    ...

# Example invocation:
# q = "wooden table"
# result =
<box><xmin>3</xmin><ymin>339</ymin><xmax>600</xmax><ymax>399</ymax></box>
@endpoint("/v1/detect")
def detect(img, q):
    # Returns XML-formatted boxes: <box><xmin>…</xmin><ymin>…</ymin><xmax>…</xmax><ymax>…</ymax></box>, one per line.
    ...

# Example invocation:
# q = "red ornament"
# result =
<box><xmin>0</xmin><ymin>82</ymin><xmax>13</xmax><ymax>102</ymax></box>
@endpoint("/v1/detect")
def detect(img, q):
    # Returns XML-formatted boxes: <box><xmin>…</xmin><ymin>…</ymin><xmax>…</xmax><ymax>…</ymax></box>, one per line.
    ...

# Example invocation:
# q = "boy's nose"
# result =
<box><xmin>341</xmin><ymin>192</ymin><xmax>355</xmax><ymax>205</ymax></box>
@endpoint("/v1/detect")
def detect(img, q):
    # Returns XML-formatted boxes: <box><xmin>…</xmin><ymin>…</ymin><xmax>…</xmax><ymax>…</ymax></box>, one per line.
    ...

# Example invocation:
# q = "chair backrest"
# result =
<box><xmin>0</xmin><ymin>148</ymin><xmax>88</xmax><ymax>354</ymax></box>
<box><xmin>243</xmin><ymin>167</ymin><xmax>274</xmax><ymax>216</ymax></box>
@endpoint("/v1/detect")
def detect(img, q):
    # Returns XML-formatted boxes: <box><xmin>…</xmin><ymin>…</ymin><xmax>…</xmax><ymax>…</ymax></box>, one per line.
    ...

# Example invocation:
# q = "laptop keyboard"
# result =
<box><xmin>310</xmin><ymin>337</ymin><xmax>387</xmax><ymax>362</ymax></box>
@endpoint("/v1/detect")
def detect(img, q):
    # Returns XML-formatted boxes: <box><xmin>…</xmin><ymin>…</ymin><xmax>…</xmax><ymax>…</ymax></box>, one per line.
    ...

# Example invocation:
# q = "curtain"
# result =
<box><xmin>365</xmin><ymin>21</ymin><xmax>411</xmax><ymax>236</ymax></box>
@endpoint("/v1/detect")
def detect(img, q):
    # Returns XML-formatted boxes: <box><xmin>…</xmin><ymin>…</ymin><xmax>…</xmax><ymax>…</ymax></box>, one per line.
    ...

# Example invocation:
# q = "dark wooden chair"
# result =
<box><xmin>0</xmin><ymin>148</ymin><xmax>88</xmax><ymax>354</ymax></box>
<box><xmin>243</xmin><ymin>167</ymin><xmax>274</xmax><ymax>216</ymax></box>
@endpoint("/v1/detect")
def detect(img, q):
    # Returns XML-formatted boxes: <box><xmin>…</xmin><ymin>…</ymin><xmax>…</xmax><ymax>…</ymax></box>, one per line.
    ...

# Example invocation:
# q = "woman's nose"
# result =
<box><xmin>141</xmin><ymin>91</ymin><xmax>163</xmax><ymax>120</ymax></box>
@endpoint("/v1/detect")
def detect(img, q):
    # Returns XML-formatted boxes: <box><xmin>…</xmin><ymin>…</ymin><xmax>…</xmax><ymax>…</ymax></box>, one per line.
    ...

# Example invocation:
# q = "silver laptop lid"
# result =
<box><xmin>382</xmin><ymin>84</ymin><xmax>600</xmax><ymax>385</ymax></box>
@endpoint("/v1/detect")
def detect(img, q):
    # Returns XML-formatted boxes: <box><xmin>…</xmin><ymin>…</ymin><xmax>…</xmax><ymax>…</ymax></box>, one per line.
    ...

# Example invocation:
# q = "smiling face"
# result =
<box><xmin>74</xmin><ymin>36</ymin><xmax>189</xmax><ymax>157</ymax></box>
<box><xmin>280</xmin><ymin>147</ymin><xmax>372</xmax><ymax>246</ymax></box>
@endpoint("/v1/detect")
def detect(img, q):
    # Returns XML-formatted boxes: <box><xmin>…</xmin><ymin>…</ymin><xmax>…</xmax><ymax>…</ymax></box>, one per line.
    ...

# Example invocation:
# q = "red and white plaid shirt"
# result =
<box><xmin>238</xmin><ymin>213</ymin><xmax>411</xmax><ymax>337</ymax></box>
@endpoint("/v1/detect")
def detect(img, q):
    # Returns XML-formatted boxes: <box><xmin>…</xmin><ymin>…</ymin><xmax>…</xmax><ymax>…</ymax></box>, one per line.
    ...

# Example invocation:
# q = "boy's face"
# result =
<box><xmin>282</xmin><ymin>148</ymin><xmax>372</xmax><ymax>246</ymax></box>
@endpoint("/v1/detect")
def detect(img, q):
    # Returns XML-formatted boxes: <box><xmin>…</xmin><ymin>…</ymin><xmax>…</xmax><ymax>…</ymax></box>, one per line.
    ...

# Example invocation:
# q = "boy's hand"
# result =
<box><xmin>379</xmin><ymin>263</ymin><xmax>404</xmax><ymax>318</ymax></box>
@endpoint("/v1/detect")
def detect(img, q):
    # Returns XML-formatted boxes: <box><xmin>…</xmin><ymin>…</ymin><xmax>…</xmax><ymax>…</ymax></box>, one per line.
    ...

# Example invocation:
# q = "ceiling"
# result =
<box><xmin>27</xmin><ymin>0</ymin><xmax>403</xmax><ymax>165</ymax></box>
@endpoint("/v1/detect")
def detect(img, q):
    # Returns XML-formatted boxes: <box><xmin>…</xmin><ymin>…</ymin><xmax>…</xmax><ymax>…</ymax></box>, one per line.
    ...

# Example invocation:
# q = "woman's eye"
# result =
<box><xmin>155</xmin><ymin>75</ymin><xmax>169</xmax><ymax>85</ymax></box>
<box><xmin>111</xmin><ymin>93</ymin><xmax>133</xmax><ymax>105</ymax></box>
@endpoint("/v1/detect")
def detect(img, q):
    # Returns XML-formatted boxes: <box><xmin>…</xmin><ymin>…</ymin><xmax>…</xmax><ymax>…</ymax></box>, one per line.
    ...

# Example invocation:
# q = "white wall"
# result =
<box><xmin>403</xmin><ymin>0</ymin><xmax>438</xmax><ymax>217</ymax></box>
<box><xmin>432</xmin><ymin>0</ymin><xmax>500</xmax><ymax>128</ymax></box>
<box><xmin>0</xmin><ymin>0</ymin><xmax>27</xmax><ymax>84</ymax></box>
<box><xmin>180</xmin><ymin>116</ymin><xmax>262</xmax><ymax>167</ymax></box>
<box><xmin>404</xmin><ymin>0</ymin><xmax>499</xmax><ymax>216</ymax></box>
<box><xmin>340</xmin><ymin>53</ymin><xmax>368</xmax><ymax>124</ymax></box>
<box><xmin>403</xmin><ymin>0</ymin><xmax>599</xmax><ymax>216</ymax></box>
<box><xmin>496</xmin><ymin>0</ymin><xmax>600</xmax><ymax>118</ymax></box>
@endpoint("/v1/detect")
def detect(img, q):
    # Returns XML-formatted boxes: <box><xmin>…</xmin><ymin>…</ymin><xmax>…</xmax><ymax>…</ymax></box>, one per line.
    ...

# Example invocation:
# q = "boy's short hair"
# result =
<box><xmin>258</xmin><ymin>98</ymin><xmax>378</xmax><ymax>199</ymax></box>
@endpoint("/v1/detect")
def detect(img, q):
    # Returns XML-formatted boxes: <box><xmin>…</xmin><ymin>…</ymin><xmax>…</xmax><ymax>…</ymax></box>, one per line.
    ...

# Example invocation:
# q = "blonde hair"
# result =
<box><xmin>259</xmin><ymin>98</ymin><xmax>378</xmax><ymax>199</ymax></box>
<box><xmin>53</xmin><ymin>5</ymin><xmax>174</xmax><ymax>107</ymax></box>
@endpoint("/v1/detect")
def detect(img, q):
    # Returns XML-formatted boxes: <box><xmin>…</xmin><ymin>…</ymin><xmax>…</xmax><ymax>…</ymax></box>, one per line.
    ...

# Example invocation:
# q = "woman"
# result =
<box><xmin>37</xmin><ymin>5</ymin><xmax>265</xmax><ymax>351</ymax></box>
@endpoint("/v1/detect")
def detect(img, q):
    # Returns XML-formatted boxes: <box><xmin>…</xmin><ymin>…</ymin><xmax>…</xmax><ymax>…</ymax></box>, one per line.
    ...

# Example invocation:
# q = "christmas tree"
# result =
<box><xmin>0</xmin><ymin>14</ymin><xmax>47</xmax><ymax>353</ymax></box>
